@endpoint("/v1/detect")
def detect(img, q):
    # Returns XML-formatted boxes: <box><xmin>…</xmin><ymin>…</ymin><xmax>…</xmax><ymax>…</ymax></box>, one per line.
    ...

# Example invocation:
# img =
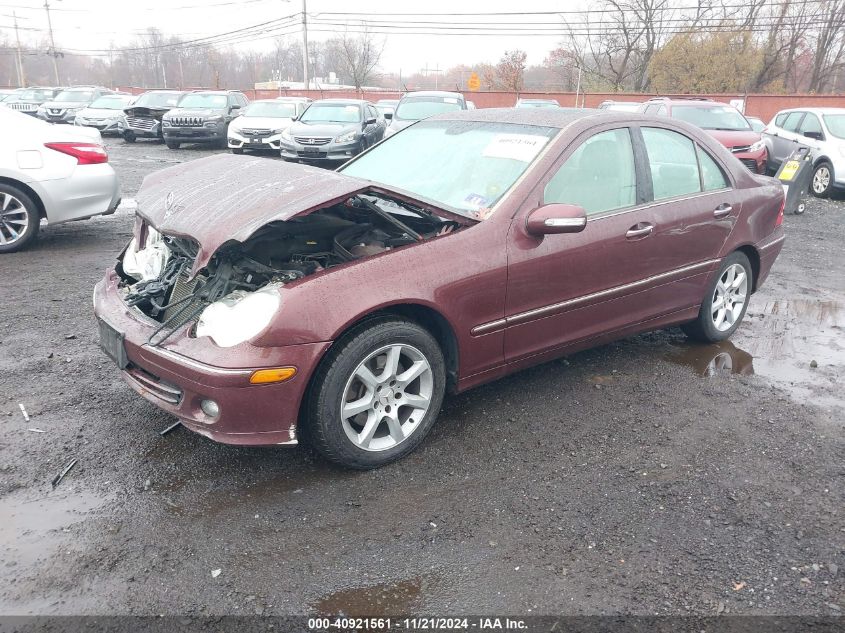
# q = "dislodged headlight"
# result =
<box><xmin>749</xmin><ymin>139</ymin><xmax>766</xmax><ymax>153</ymax></box>
<box><xmin>196</xmin><ymin>284</ymin><xmax>281</xmax><ymax>348</ymax></box>
<box><xmin>335</xmin><ymin>130</ymin><xmax>359</xmax><ymax>143</ymax></box>
<box><xmin>123</xmin><ymin>226</ymin><xmax>169</xmax><ymax>281</ymax></box>
<box><xmin>271</xmin><ymin>127</ymin><xmax>285</xmax><ymax>135</ymax></box>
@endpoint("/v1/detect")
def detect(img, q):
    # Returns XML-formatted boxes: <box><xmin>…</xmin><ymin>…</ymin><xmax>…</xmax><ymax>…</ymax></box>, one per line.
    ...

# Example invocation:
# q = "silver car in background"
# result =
<box><xmin>0</xmin><ymin>109</ymin><xmax>121</xmax><ymax>253</ymax></box>
<box><xmin>74</xmin><ymin>94</ymin><xmax>134</xmax><ymax>135</ymax></box>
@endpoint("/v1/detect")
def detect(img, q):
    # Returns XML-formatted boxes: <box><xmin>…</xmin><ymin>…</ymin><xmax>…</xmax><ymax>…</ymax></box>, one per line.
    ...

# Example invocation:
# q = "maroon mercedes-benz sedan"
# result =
<box><xmin>94</xmin><ymin>108</ymin><xmax>785</xmax><ymax>469</ymax></box>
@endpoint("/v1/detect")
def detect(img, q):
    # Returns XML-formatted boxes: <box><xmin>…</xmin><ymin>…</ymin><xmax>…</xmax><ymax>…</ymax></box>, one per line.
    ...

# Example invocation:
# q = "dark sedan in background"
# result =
<box><xmin>95</xmin><ymin>109</ymin><xmax>785</xmax><ymax>469</ymax></box>
<box><xmin>279</xmin><ymin>99</ymin><xmax>386</xmax><ymax>163</ymax></box>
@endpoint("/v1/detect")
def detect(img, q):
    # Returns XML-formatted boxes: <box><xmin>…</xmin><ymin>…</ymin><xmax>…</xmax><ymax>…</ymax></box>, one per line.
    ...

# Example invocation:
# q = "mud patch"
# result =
<box><xmin>668</xmin><ymin>297</ymin><xmax>844</xmax><ymax>409</ymax></box>
<box><xmin>313</xmin><ymin>576</ymin><xmax>435</xmax><ymax>616</ymax></box>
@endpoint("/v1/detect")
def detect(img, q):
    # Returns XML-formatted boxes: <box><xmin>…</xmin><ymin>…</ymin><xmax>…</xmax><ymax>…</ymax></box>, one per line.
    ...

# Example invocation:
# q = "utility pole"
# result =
<box><xmin>301</xmin><ymin>0</ymin><xmax>309</xmax><ymax>90</ymax></box>
<box><xmin>44</xmin><ymin>0</ymin><xmax>60</xmax><ymax>85</ymax></box>
<box><xmin>13</xmin><ymin>11</ymin><xmax>26</xmax><ymax>87</ymax></box>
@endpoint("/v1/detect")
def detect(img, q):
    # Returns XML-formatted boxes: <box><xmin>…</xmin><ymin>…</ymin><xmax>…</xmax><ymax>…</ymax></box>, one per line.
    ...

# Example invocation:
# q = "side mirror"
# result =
<box><xmin>803</xmin><ymin>130</ymin><xmax>823</xmax><ymax>140</ymax></box>
<box><xmin>230</xmin><ymin>104</ymin><xmax>241</xmax><ymax>112</ymax></box>
<box><xmin>384</xmin><ymin>112</ymin><xmax>393</xmax><ymax>120</ymax></box>
<box><xmin>525</xmin><ymin>203</ymin><xmax>587</xmax><ymax>236</ymax></box>
<box><xmin>365</xmin><ymin>117</ymin><xmax>377</xmax><ymax>125</ymax></box>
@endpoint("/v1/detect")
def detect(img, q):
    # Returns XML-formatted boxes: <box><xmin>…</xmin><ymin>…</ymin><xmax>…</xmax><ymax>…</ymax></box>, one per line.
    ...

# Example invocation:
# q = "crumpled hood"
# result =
<box><xmin>705</xmin><ymin>129</ymin><xmax>762</xmax><ymax>150</ymax></box>
<box><xmin>136</xmin><ymin>154</ymin><xmax>370</xmax><ymax>273</ymax></box>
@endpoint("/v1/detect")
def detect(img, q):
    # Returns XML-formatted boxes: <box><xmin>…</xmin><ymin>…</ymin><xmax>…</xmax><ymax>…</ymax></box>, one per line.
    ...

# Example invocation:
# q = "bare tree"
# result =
<box><xmin>329</xmin><ymin>27</ymin><xmax>384</xmax><ymax>89</ymax></box>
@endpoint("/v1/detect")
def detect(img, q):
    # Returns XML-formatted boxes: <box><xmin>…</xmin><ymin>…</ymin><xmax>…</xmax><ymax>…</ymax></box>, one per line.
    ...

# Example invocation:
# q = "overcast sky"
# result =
<box><xmin>2</xmin><ymin>0</ymin><xmax>578</xmax><ymax>72</ymax></box>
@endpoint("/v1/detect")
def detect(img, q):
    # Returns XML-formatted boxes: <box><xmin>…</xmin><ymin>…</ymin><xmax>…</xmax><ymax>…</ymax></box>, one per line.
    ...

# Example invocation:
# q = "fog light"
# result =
<box><xmin>200</xmin><ymin>399</ymin><xmax>220</xmax><ymax>418</ymax></box>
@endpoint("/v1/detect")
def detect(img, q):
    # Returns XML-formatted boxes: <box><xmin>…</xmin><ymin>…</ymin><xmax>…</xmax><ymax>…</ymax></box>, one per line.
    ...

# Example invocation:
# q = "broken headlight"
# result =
<box><xmin>195</xmin><ymin>284</ymin><xmax>281</xmax><ymax>348</ymax></box>
<box><xmin>123</xmin><ymin>226</ymin><xmax>170</xmax><ymax>282</ymax></box>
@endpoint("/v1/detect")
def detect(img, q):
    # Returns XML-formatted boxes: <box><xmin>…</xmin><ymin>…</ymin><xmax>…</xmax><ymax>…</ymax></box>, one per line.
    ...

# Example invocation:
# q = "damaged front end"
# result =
<box><xmin>117</xmin><ymin>190</ymin><xmax>466</xmax><ymax>348</ymax></box>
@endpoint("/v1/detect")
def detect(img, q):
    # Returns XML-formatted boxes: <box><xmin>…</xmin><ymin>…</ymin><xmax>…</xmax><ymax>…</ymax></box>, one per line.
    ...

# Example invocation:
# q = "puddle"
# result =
<box><xmin>668</xmin><ymin>298</ymin><xmax>844</xmax><ymax>408</ymax></box>
<box><xmin>0</xmin><ymin>488</ymin><xmax>112</xmax><ymax>573</ymax></box>
<box><xmin>313</xmin><ymin>576</ymin><xmax>432</xmax><ymax>616</ymax></box>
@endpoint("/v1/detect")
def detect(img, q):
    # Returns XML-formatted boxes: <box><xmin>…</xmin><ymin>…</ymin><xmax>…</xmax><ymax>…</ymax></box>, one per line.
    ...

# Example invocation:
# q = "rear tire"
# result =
<box><xmin>304</xmin><ymin>317</ymin><xmax>446</xmax><ymax>469</ymax></box>
<box><xmin>0</xmin><ymin>184</ymin><xmax>40</xmax><ymax>254</ymax></box>
<box><xmin>682</xmin><ymin>252</ymin><xmax>753</xmax><ymax>343</ymax></box>
<box><xmin>165</xmin><ymin>140</ymin><xmax>180</xmax><ymax>150</ymax></box>
<box><xmin>811</xmin><ymin>161</ymin><xmax>833</xmax><ymax>198</ymax></box>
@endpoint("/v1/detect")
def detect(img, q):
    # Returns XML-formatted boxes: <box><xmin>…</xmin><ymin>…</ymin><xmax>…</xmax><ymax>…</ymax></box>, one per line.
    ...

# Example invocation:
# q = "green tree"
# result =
<box><xmin>648</xmin><ymin>31</ymin><xmax>763</xmax><ymax>93</ymax></box>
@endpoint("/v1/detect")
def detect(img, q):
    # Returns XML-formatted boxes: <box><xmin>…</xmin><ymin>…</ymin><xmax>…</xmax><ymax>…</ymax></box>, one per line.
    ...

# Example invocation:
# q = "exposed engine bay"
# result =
<box><xmin>117</xmin><ymin>192</ymin><xmax>464</xmax><ymax>346</ymax></box>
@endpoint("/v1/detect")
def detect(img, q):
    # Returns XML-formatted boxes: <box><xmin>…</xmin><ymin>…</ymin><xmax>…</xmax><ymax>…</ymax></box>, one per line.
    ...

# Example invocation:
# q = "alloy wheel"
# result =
<box><xmin>710</xmin><ymin>263</ymin><xmax>748</xmax><ymax>332</ymax></box>
<box><xmin>813</xmin><ymin>165</ymin><xmax>831</xmax><ymax>195</ymax></box>
<box><xmin>0</xmin><ymin>192</ymin><xmax>29</xmax><ymax>246</ymax></box>
<box><xmin>340</xmin><ymin>343</ymin><xmax>434</xmax><ymax>452</ymax></box>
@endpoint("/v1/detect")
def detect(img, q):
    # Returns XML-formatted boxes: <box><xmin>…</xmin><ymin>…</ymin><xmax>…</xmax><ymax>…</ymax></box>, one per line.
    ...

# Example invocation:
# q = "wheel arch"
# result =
<box><xmin>0</xmin><ymin>176</ymin><xmax>47</xmax><ymax>220</ymax></box>
<box><xmin>734</xmin><ymin>244</ymin><xmax>761</xmax><ymax>292</ymax></box>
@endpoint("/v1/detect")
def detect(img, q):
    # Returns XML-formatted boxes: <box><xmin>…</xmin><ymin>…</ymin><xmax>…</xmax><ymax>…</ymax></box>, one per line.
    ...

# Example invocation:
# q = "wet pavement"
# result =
<box><xmin>0</xmin><ymin>138</ymin><xmax>842</xmax><ymax>617</ymax></box>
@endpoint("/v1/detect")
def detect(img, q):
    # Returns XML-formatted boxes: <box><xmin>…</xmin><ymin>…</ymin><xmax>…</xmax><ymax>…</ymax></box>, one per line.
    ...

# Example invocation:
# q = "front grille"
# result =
<box><xmin>241</xmin><ymin>128</ymin><xmax>271</xmax><ymax>137</ymax></box>
<box><xmin>170</xmin><ymin>116</ymin><xmax>203</xmax><ymax>127</ymax></box>
<box><xmin>126</xmin><ymin>366</ymin><xmax>182</xmax><ymax>405</ymax></box>
<box><xmin>294</xmin><ymin>136</ymin><xmax>331</xmax><ymax>146</ymax></box>
<box><xmin>731</xmin><ymin>145</ymin><xmax>751</xmax><ymax>153</ymax></box>
<box><xmin>127</xmin><ymin>116</ymin><xmax>156</xmax><ymax>130</ymax></box>
<box><xmin>9</xmin><ymin>102</ymin><xmax>36</xmax><ymax>111</ymax></box>
<box><xmin>48</xmin><ymin>108</ymin><xmax>64</xmax><ymax>115</ymax></box>
<box><xmin>740</xmin><ymin>158</ymin><xmax>760</xmax><ymax>173</ymax></box>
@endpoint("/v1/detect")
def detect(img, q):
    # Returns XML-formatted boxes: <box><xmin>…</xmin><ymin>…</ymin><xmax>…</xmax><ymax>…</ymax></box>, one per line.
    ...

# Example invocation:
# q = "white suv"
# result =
<box><xmin>762</xmin><ymin>107</ymin><xmax>845</xmax><ymax>197</ymax></box>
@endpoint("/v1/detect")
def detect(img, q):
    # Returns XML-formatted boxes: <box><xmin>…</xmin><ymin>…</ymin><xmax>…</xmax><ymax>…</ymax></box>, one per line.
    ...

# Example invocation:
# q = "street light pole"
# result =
<box><xmin>13</xmin><ymin>11</ymin><xmax>26</xmax><ymax>87</ymax></box>
<box><xmin>44</xmin><ymin>0</ymin><xmax>60</xmax><ymax>85</ymax></box>
<box><xmin>301</xmin><ymin>0</ymin><xmax>309</xmax><ymax>90</ymax></box>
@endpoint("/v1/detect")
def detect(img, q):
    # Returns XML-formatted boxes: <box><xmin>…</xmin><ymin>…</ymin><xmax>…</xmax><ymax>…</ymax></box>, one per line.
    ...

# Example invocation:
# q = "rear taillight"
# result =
<box><xmin>44</xmin><ymin>142</ymin><xmax>108</xmax><ymax>165</ymax></box>
<box><xmin>775</xmin><ymin>192</ymin><xmax>785</xmax><ymax>227</ymax></box>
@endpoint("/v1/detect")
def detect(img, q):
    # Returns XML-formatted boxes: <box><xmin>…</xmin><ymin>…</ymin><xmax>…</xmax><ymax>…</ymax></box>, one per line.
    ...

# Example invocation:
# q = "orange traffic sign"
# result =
<box><xmin>467</xmin><ymin>72</ymin><xmax>481</xmax><ymax>91</ymax></box>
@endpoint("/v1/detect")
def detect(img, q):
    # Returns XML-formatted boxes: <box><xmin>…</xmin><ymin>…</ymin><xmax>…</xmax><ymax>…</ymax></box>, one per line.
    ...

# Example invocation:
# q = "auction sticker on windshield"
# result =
<box><xmin>482</xmin><ymin>133</ymin><xmax>550</xmax><ymax>162</ymax></box>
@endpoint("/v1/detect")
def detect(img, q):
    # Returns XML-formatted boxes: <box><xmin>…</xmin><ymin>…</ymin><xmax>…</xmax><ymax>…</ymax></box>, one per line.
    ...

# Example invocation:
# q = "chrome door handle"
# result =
<box><xmin>713</xmin><ymin>204</ymin><xmax>733</xmax><ymax>218</ymax></box>
<box><xmin>625</xmin><ymin>224</ymin><xmax>653</xmax><ymax>238</ymax></box>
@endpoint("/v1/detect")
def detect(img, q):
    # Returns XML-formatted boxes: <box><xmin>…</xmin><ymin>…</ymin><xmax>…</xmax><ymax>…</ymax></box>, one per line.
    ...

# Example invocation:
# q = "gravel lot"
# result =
<box><xmin>0</xmin><ymin>137</ymin><xmax>842</xmax><ymax>617</ymax></box>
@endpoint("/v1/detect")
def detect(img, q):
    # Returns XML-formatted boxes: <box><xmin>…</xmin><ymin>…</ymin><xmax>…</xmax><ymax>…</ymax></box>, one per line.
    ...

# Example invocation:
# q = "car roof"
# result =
<box><xmin>310</xmin><ymin>99</ymin><xmax>366</xmax><ymax>105</ymax></box>
<box><xmin>402</xmin><ymin>90</ymin><xmax>464</xmax><ymax>99</ymax></box>
<box><xmin>431</xmin><ymin>107</ymin><xmax>633</xmax><ymax>128</ymax></box>
<box><xmin>775</xmin><ymin>107</ymin><xmax>845</xmax><ymax>115</ymax></box>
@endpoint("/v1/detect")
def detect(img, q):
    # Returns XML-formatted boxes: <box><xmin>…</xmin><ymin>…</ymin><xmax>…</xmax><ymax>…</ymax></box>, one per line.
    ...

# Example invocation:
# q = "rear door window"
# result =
<box><xmin>697</xmin><ymin>146</ymin><xmax>730</xmax><ymax>191</ymax></box>
<box><xmin>774</xmin><ymin>112</ymin><xmax>788</xmax><ymax>128</ymax></box>
<box><xmin>641</xmin><ymin>127</ymin><xmax>701</xmax><ymax>200</ymax></box>
<box><xmin>544</xmin><ymin>128</ymin><xmax>637</xmax><ymax>215</ymax></box>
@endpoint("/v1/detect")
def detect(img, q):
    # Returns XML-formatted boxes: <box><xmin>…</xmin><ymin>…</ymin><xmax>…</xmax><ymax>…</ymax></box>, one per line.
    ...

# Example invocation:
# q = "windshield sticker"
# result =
<box><xmin>444</xmin><ymin>98</ymin><xmax>458</xmax><ymax>103</ymax></box>
<box><xmin>464</xmin><ymin>193</ymin><xmax>489</xmax><ymax>208</ymax></box>
<box><xmin>482</xmin><ymin>134</ymin><xmax>549</xmax><ymax>162</ymax></box>
<box><xmin>344</xmin><ymin>105</ymin><xmax>359</xmax><ymax>112</ymax></box>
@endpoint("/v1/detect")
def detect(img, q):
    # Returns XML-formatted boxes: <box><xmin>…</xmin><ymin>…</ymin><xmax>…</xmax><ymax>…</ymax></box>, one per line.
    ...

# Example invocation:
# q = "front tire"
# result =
<box><xmin>0</xmin><ymin>184</ymin><xmax>40</xmax><ymax>254</ymax></box>
<box><xmin>304</xmin><ymin>318</ymin><xmax>446</xmax><ymax>469</ymax></box>
<box><xmin>122</xmin><ymin>131</ymin><xmax>137</xmax><ymax>143</ymax></box>
<box><xmin>231</xmin><ymin>147</ymin><xmax>244</xmax><ymax>155</ymax></box>
<box><xmin>165</xmin><ymin>140</ymin><xmax>180</xmax><ymax>150</ymax></box>
<box><xmin>682</xmin><ymin>252</ymin><xmax>753</xmax><ymax>343</ymax></box>
<box><xmin>811</xmin><ymin>161</ymin><xmax>834</xmax><ymax>198</ymax></box>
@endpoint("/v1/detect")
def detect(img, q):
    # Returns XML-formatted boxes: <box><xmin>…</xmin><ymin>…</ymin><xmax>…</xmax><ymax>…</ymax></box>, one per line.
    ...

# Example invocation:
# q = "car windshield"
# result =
<box><xmin>394</xmin><ymin>96</ymin><xmax>464</xmax><ymax>121</ymax></box>
<box><xmin>135</xmin><ymin>92</ymin><xmax>183</xmax><ymax>108</ymax></box>
<box><xmin>89</xmin><ymin>96</ymin><xmax>129</xmax><ymax>109</ymax></box>
<box><xmin>822</xmin><ymin>114</ymin><xmax>845</xmax><ymax>139</ymax></box>
<box><xmin>300</xmin><ymin>103</ymin><xmax>361</xmax><ymax>123</ymax></box>
<box><xmin>340</xmin><ymin>120</ymin><xmax>557</xmax><ymax>218</ymax></box>
<box><xmin>243</xmin><ymin>101</ymin><xmax>297</xmax><ymax>118</ymax></box>
<box><xmin>10</xmin><ymin>89</ymin><xmax>52</xmax><ymax>102</ymax></box>
<box><xmin>671</xmin><ymin>105</ymin><xmax>751</xmax><ymax>131</ymax></box>
<box><xmin>178</xmin><ymin>94</ymin><xmax>229</xmax><ymax>109</ymax></box>
<box><xmin>55</xmin><ymin>90</ymin><xmax>94</xmax><ymax>103</ymax></box>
